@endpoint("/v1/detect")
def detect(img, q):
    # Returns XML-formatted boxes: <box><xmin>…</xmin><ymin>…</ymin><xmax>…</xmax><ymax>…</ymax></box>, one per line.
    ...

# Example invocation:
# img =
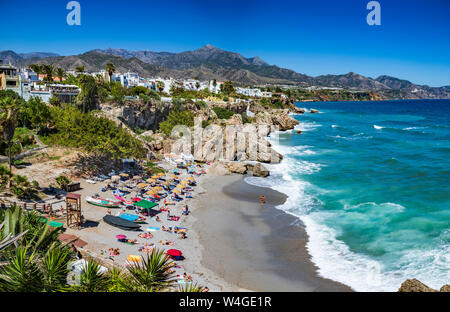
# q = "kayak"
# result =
<box><xmin>86</xmin><ymin>196</ymin><xmax>120</xmax><ymax>208</ymax></box>
<box><xmin>103</xmin><ymin>215</ymin><xmax>141</xmax><ymax>231</ymax></box>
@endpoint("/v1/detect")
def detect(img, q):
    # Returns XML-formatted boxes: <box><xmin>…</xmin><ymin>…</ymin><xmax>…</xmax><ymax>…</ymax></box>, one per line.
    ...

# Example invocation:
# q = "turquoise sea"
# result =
<box><xmin>246</xmin><ymin>99</ymin><xmax>450</xmax><ymax>291</ymax></box>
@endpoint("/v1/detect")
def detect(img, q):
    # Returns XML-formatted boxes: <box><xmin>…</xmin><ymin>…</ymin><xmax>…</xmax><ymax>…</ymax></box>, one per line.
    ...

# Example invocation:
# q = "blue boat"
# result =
<box><xmin>120</xmin><ymin>213</ymin><xmax>139</xmax><ymax>222</ymax></box>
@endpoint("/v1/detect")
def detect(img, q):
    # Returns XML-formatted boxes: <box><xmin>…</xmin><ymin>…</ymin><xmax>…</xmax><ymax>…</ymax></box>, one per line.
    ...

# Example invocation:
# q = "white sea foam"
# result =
<box><xmin>251</xmin><ymin>126</ymin><xmax>449</xmax><ymax>292</ymax></box>
<box><xmin>374</xmin><ymin>125</ymin><xmax>384</xmax><ymax>130</ymax></box>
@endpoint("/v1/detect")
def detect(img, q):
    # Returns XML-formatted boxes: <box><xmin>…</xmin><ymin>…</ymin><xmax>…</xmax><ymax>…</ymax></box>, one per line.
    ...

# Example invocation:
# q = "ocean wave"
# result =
<box><xmin>374</xmin><ymin>125</ymin><xmax>384</xmax><ymax>130</ymax></box>
<box><xmin>294</xmin><ymin>122</ymin><xmax>322</xmax><ymax>132</ymax></box>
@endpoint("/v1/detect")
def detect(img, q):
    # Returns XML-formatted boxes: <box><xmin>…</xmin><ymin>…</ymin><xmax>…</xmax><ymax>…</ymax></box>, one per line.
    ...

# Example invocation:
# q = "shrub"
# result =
<box><xmin>43</xmin><ymin>105</ymin><xmax>146</xmax><ymax>159</ymax></box>
<box><xmin>56</xmin><ymin>175</ymin><xmax>70</xmax><ymax>190</ymax></box>
<box><xmin>159</xmin><ymin>110</ymin><xmax>195</xmax><ymax>137</ymax></box>
<box><xmin>212</xmin><ymin>107</ymin><xmax>235</xmax><ymax>120</ymax></box>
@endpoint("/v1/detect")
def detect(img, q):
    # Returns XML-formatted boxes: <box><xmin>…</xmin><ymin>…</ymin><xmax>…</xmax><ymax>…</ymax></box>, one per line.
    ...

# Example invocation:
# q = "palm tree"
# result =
<box><xmin>105</xmin><ymin>63</ymin><xmax>116</xmax><ymax>82</ymax></box>
<box><xmin>0</xmin><ymin>97</ymin><xmax>22</xmax><ymax>185</ymax></box>
<box><xmin>41</xmin><ymin>64</ymin><xmax>54</xmax><ymax>82</ymax></box>
<box><xmin>56</xmin><ymin>68</ymin><xmax>65</xmax><ymax>82</ymax></box>
<box><xmin>75</xmin><ymin>65</ymin><xmax>85</xmax><ymax>74</ymax></box>
<box><xmin>29</xmin><ymin>64</ymin><xmax>42</xmax><ymax>79</ymax></box>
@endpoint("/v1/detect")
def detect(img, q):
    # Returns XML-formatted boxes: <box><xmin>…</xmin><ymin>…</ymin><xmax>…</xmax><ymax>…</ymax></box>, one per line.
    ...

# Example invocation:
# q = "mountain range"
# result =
<box><xmin>1</xmin><ymin>45</ymin><xmax>449</xmax><ymax>99</ymax></box>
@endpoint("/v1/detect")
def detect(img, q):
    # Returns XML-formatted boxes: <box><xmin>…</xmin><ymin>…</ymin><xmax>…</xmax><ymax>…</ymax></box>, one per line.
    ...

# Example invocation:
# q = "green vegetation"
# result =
<box><xmin>159</xmin><ymin>110</ymin><xmax>195</xmax><ymax>137</ymax></box>
<box><xmin>0</xmin><ymin>206</ymin><xmax>205</xmax><ymax>292</ymax></box>
<box><xmin>212</xmin><ymin>106</ymin><xmax>235</xmax><ymax>119</ymax></box>
<box><xmin>144</xmin><ymin>161</ymin><xmax>165</xmax><ymax>175</ymax></box>
<box><xmin>56</xmin><ymin>175</ymin><xmax>70</xmax><ymax>190</ymax></box>
<box><xmin>0</xmin><ymin>166</ymin><xmax>39</xmax><ymax>199</ymax></box>
<box><xmin>220</xmin><ymin>81</ymin><xmax>235</xmax><ymax>95</ymax></box>
<box><xmin>0</xmin><ymin>94</ymin><xmax>24</xmax><ymax>177</ymax></box>
<box><xmin>44</xmin><ymin>105</ymin><xmax>146</xmax><ymax>159</ymax></box>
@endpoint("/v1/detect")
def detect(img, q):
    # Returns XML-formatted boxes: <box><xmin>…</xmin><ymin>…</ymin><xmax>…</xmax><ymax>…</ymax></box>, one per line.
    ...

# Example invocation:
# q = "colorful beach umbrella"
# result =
<box><xmin>167</xmin><ymin>249</ymin><xmax>182</xmax><ymax>257</ymax></box>
<box><xmin>137</xmin><ymin>183</ymin><xmax>147</xmax><ymax>188</ymax></box>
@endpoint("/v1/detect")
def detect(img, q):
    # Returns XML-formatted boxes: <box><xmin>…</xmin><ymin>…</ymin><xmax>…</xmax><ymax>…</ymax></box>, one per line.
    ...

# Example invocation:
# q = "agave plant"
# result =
<box><xmin>76</xmin><ymin>259</ymin><xmax>109</xmax><ymax>292</ymax></box>
<box><xmin>0</xmin><ymin>221</ymin><xmax>28</xmax><ymax>252</ymax></box>
<box><xmin>0</xmin><ymin>244</ymin><xmax>73</xmax><ymax>292</ymax></box>
<box><xmin>177</xmin><ymin>282</ymin><xmax>206</xmax><ymax>292</ymax></box>
<box><xmin>0</xmin><ymin>246</ymin><xmax>44</xmax><ymax>291</ymax></box>
<box><xmin>122</xmin><ymin>249</ymin><xmax>177</xmax><ymax>292</ymax></box>
<box><xmin>42</xmin><ymin>243</ymin><xmax>73</xmax><ymax>291</ymax></box>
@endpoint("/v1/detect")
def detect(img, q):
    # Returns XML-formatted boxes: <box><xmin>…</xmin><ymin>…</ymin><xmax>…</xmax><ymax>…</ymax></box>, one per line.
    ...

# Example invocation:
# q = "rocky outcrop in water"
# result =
<box><xmin>252</xmin><ymin>163</ymin><xmax>270</xmax><ymax>177</ymax></box>
<box><xmin>398</xmin><ymin>279</ymin><xmax>450</xmax><ymax>292</ymax></box>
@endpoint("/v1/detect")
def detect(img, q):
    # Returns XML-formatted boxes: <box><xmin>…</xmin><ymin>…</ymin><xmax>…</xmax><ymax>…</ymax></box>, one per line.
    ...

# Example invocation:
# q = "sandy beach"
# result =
<box><xmin>57</xmin><ymin>160</ymin><xmax>352</xmax><ymax>292</ymax></box>
<box><xmin>185</xmin><ymin>173</ymin><xmax>353</xmax><ymax>292</ymax></box>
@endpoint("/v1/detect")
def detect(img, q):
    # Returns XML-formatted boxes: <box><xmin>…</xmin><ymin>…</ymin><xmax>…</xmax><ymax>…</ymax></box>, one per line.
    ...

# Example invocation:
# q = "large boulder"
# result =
<box><xmin>220</xmin><ymin>161</ymin><xmax>248</xmax><ymax>174</ymax></box>
<box><xmin>226</xmin><ymin>114</ymin><xmax>243</xmax><ymax>126</ymax></box>
<box><xmin>271</xmin><ymin>112</ymin><xmax>299</xmax><ymax>131</ymax></box>
<box><xmin>252</xmin><ymin>163</ymin><xmax>270</xmax><ymax>177</ymax></box>
<box><xmin>398</xmin><ymin>279</ymin><xmax>438</xmax><ymax>292</ymax></box>
<box><xmin>440</xmin><ymin>285</ymin><xmax>450</xmax><ymax>292</ymax></box>
<box><xmin>310</xmin><ymin>108</ymin><xmax>320</xmax><ymax>114</ymax></box>
<box><xmin>293</xmin><ymin>107</ymin><xmax>306</xmax><ymax>114</ymax></box>
<box><xmin>208</xmin><ymin>162</ymin><xmax>230</xmax><ymax>176</ymax></box>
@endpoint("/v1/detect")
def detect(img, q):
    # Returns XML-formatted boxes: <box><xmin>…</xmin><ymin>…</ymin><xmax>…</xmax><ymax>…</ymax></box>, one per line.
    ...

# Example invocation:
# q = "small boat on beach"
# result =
<box><xmin>86</xmin><ymin>196</ymin><xmax>120</xmax><ymax>208</ymax></box>
<box><xmin>103</xmin><ymin>215</ymin><xmax>141</xmax><ymax>231</ymax></box>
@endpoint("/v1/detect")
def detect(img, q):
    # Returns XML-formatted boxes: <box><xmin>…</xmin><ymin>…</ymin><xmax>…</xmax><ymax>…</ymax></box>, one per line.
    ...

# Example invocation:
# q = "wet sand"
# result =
<box><xmin>191</xmin><ymin>173</ymin><xmax>353</xmax><ymax>292</ymax></box>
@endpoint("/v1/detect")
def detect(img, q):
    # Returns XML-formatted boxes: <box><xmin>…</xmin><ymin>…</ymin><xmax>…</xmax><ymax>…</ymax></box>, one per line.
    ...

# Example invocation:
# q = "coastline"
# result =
<box><xmin>185</xmin><ymin>172</ymin><xmax>353</xmax><ymax>292</ymax></box>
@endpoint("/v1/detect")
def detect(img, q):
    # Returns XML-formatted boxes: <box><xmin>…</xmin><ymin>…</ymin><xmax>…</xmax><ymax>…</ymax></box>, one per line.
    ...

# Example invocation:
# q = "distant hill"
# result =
<box><xmin>2</xmin><ymin>45</ymin><xmax>449</xmax><ymax>99</ymax></box>
<box><xmin>0</xmin><ymin>50</ymin><xmax>60</xmax><ymax>64</ymax></box>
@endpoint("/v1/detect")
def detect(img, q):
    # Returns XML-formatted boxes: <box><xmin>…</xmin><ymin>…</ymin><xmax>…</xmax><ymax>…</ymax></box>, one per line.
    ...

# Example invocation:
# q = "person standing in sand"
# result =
<box><xmin>260</xmin><ymin>195</ymin><xmax>265</xmax><ymax>205</ymax></box>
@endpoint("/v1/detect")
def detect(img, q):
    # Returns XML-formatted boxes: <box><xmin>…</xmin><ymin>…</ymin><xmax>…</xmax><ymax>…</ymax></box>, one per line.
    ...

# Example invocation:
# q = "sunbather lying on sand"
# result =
<box><xmin>183</xmin><ymin>273</ymin><xmax>193</xmax><ymax>282</ymax></box>
<box><xmin>138</xmin><ymin>233</ymin><xmax>150</xmax><ymax>239</ymax></box>
<box><xmin>139</xmin><ymin>246</ymin><xmax>154</xmax><ymax>253</ymax></box>
<box><xmin>108</xmin><ymin>248</ymin><xmax>120</xmax><ymax>256</ymax></box>
<box><xmin>159</xmin><ymin>240</ymin><xmax>174</xmax><ymax>246</ymax></box>
<box><xmin>179</xmin><ymin>232</ymin><xmax>187</xmax><ymax>239</ymax></box>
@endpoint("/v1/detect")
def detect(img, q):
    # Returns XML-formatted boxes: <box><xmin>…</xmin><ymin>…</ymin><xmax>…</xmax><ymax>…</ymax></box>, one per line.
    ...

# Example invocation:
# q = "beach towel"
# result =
<box><xmin>147</xmin><ymin>226</ymin><xmax>160</xmax><ymax>232</ymax></box>
<box><xmin>114</xmin><ymin>195</ymin><xmax>126</xmax><ymax>202</ymax></box>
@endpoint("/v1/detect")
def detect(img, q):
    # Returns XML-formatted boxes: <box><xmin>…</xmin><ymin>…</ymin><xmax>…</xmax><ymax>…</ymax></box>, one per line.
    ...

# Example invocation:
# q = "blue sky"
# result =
<box><xmin>1</xmin><ymin>0</ymin><xmax>449</xmax><ymax>86</ymax></box>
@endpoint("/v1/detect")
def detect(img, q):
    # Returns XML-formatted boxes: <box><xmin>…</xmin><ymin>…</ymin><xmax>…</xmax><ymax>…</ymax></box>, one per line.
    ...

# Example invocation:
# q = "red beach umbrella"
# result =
<box><xmin>167</xmin><ymin>249</ymin><xmax>182</xmax><ymax>257</ymax></box>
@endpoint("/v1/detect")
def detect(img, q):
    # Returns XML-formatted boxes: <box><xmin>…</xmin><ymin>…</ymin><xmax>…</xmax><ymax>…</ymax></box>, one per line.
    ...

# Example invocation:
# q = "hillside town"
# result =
<box><xmin>0</xmin><ymin>59</ymin><xmax>284</xmax><ymax>105</ymax></box>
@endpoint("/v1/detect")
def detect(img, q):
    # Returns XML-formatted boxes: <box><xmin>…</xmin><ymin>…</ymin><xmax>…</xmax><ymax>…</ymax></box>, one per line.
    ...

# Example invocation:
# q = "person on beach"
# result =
<box><xmin>107</xmin><ymin>208</ymin><xmax>111</xmax><ymax>215</ymax></box>
<box><xmin>202</xmin><ymin>287</ymin><xmax>209</xmax><ymax>292</ymax></box>
<box><xmin>182</xmin><ymin>205</ymin><xmax>189</xmax><ymax>215</ymax></box>
<box><xmin>260</xmin><ymin>195</ymin><xmax>265</xmax><ymax>204</ymax></box>
<box><xmin>167</xmin><ymin>208</ymin><xmax>171</xmax><ymax>220</ymax></box>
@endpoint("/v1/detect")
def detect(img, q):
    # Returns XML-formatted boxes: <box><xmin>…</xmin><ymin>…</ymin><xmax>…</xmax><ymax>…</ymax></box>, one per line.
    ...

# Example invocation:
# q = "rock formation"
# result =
<box><xmin>252</xmin><ymin>163</ymin><xmax>270</xmax><ymax>177</ymax></box>
<box><xmin>397</xmin><ymin>279</ymin><xmax>450</xmax><ymax>292</ymax></box>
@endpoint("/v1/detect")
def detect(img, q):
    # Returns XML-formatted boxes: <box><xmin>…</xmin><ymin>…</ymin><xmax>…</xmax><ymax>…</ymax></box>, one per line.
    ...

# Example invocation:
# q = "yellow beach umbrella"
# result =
<box><xmin>151</xmin><ymin>175</ymin><xmax>159</xmax><ymax>179</ymax></box>
<box><xmin>147</xmin><ymin>179</ymin><xmax>156</xmax><ymax>183</ymax></box>
<box><xmin>146</xmin><ymin>190</ymin><xmax>157</xmax><ymax>195</ymax></box>
<box><xmin>126</xmin><ymin>255</ymin><xmax>141</xmax><ymax>263</ymax></box>
<box><xmin>170</xmin><ymin>175</ymin><xmax>178</xmax><ymax>178</ymax></box>
<box><xmin>157</xmin><ymin>172</ymin><xmax>165</xmax><ymax>176</ymax></box>
<box><xmin>186</xmin><ymin>177</ymin><xmax>194</xmax><ymax>181</ymax></box>
<box><xmin>153</xmin><ymin>186</ymin><xmax>162</xmax><ymax>191</ymax></box>
<box><xmin>137</xmin><ymin>183</ymin><xmax>147</xmax><ymax>188</ymax></box>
